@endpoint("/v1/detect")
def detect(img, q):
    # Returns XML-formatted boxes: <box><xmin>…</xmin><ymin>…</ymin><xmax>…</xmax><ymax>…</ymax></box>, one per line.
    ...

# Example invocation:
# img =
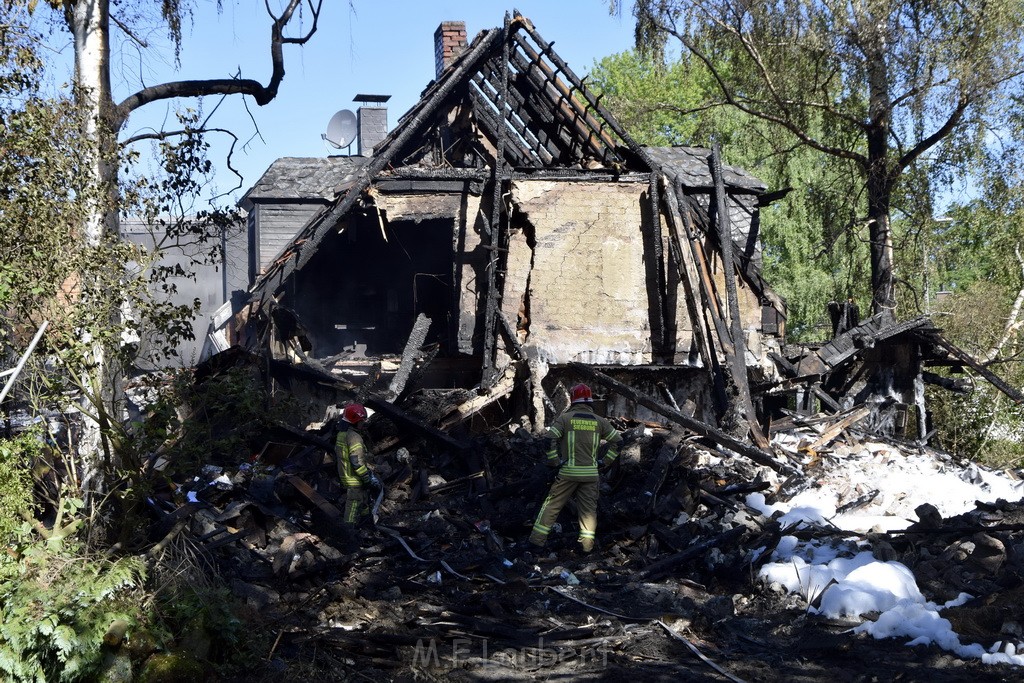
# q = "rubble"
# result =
<box><xmin>136</xmin><ymin>353</ymin><xmax>1024</xmax><ymax>681</ymax></box>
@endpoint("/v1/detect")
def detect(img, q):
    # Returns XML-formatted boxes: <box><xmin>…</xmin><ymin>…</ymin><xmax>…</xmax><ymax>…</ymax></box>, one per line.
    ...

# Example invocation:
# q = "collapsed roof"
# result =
<box><xmin>222</xmin><ymin>11</ymin><xmax>1020</xmax><ymax>453</ymax></box>
<box><xmin>228</xmin><ymin>12</ymin><xmax>790</xmax><ymax>445</ymax></box>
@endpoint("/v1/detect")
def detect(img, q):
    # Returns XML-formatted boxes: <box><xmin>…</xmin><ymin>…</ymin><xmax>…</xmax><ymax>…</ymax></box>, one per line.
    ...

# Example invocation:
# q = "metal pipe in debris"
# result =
<box><xmin>0</xmin><ymin>320</ymin><xmax>49</xmax><ymax>406</ymax></box>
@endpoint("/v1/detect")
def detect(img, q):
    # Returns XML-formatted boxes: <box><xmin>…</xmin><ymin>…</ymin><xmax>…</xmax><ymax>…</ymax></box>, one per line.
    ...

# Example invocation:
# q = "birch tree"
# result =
<box><xmin>35</xmin><ymin>0</ymin><xmax>325</xmax><ymax>481</ymax></box>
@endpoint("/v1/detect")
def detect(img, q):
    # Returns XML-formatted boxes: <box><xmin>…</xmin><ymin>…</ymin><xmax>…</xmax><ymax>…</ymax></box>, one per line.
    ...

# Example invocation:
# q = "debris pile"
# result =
<box><xmin>138</xmin><ymin>367</ymin><xmax>1024</xmax><ymax>682</ymax></box>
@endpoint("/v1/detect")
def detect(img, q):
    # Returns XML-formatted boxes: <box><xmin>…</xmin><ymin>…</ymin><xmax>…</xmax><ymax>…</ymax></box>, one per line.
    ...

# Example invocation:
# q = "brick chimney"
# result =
<box><xmin>354</xmin><ymin>94</ymin><xmax>390</xmax><ymax>157</ymax></box>
<box><xmin>434</xmin><ymin>21</ymin><xmax>467</xmax><ymax>78</ymax></box>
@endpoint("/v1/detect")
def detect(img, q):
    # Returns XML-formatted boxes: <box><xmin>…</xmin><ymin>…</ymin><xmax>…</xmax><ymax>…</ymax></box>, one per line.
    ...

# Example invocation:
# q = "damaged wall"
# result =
<box><xmin>371</xmin><ymin>190</ymin><xmax>486</xmax><ymax>357</ymax></box>
<box><xmin>509</xmin><ymin>179</ymin><xmax>654</xmax><ymax>364</ymax></box>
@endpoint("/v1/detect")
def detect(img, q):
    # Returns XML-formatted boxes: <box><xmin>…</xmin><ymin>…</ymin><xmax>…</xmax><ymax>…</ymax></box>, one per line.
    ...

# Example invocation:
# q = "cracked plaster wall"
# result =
<box><xmin>509</xmin><ymin>180</ymin><xmax>653</xmax><ymax>365</ymax></box>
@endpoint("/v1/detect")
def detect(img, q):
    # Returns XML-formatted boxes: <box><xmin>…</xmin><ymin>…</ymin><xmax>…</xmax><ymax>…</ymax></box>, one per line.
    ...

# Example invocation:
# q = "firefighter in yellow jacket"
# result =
<box><xmin>529</xmin><ymin>384</ymin><xmax>622</xmax><ymax>553</ymax></box>
<box><xmin>335</xmin><ymin>403</ymin><xmax>380</xmax><ymax>526</ymax></box>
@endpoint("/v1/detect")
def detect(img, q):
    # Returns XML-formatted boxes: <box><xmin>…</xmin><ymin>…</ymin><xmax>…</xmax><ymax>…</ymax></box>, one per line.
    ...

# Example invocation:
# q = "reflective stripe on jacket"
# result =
<box><xmin>545</xmin><ymin>403</ymin><xmax>622</xmax><ymax>481</ymax></box>
<box><xmin>336</xmin><ymin>426</ymin><xmax>370</xmax><ymax>488</ymax></box>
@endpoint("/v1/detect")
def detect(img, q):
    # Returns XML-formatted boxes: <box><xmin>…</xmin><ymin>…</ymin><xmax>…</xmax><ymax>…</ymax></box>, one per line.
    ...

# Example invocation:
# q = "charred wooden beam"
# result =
<box><xmin>641</xmin><ymin>443</ymin><xmax>679</xmax><ymax>517</ymax></box>
<box><xmin>678</xmin><ymin>188</ymin><xmax>731</xmax><ymax>416</ymax></box>
<box><xmin>508</xmin><ymin>34</ymin><xmax>616</xmax><ymax>164</ymax></box>
<box><xmin>638</xmin><ymin>525</ymin><xmax>746</xmax><ymax>580</ymax></box>
<box><xmin>642</xmin><ymin>173</ymin><xmax>667</xmax><ymax>358</ymax></box>
<box><xmin>711</xmin><ymin>144</ymin><xmax>768</xmax><ymax>449</ymax></box>
<box><xmin>427</xmin><ymin>470</ymin><xmax>486</xmax><ymax>495</ymax></box>
<box><xmin>385</xmin><ymin>313</ymin><xmax>432</xmax><ymax>402</ymax></box>
<box><xmin>474</xmin><ymin>59</ymin><xmax>562</xmax><ymax>163</ymax></box>
<box><xmin>481</xmin><ymin>17</ymin><xmax>512</xmax><ymax>387</ymax></box>
<box><xmin>373</xmin><ymin>178</ymin><xmax>484</xmax><ymax>194</ymax></box>
<box><xmin>437</xmin><ymin>364</ymin><xmax>517</xmax><ymax>432</ymax></box>
<box><xmin>515</xmin><ymin>21</ymin><xmax>657</xmax><ymax>171</ymax></box>
<box><xmin>470</xmin><ymin>73</ymin><xmax>553</xmax><ymax>166</ymax></box>
<box><xmin>810</xmin><ymin>384</ymin><xmax>842</xmax><ymax>413</ymax></box>
<box><xmin>285</xmin><ymin>475</ymin><xmax>345</xmax><ymax>526</ymax></box>
<box><xmin>921</xmin><ymin>370</ymin><xmax>971</xmax><ymax>394</ymax></box>
<box><xmin>927</xmin><ymin>333</ymin><xmax>1024</xmax><ymax>404</ymax></box>
<box><xmin>570</xmin><ymin>362</ymin><xmax>799</xmax><ymax>476</ymax></box>
<box><xmin>801</xmin><ymin>405</ymin><xmax>871</xmax><ymax>453</ymax></box>
<box><xmin>468</xmin><ymin>90</ymin><xmax>535</xmax><ymax>168</ymax></box>
<box><xmin>661</xmin><ymin>177</ymin><xmax>715</xmax><ymax>373</ymax></box>
<box><xmin>504</xmin><ymin>46</ymin><xmax>587</xmax><ymax>160</ymax></box>
<box><xmin>365</xmin><ymin>398</ymin><xmax>471</xmax><ymax>453</ymax></box>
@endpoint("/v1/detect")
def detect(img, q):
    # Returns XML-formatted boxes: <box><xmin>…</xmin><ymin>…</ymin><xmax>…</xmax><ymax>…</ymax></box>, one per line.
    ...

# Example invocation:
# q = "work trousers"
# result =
<box><xmin>529</xmin><ymin>475</ymin><xmax>598</xmax><ymax>551</ymax></box>
<box><xmin>343</xmin><ymin>486</ymin><xmax>369</xmax><ymax>524</ymax></box>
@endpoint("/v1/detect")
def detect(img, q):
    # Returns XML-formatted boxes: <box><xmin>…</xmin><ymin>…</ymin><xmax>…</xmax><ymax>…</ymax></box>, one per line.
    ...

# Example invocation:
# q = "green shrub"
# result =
<box><xmin>0</xmin><ymin>429</ymin><xmax>43</xmax><ymax>546</ymax></box>
<box><xmin>0</xmin><ymin>548</ymin><xmax>145</xmax><ymax>682</ymax></box>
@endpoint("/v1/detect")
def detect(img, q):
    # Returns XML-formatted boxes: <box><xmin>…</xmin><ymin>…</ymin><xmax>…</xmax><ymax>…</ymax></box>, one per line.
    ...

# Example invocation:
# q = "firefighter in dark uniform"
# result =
<box><xmin>529</xmin><ymin>383</ymin><xmax>622</xmax><ymax>553</ymax></box>
<box><xmin>335</xmin><ymin>403</ymin><xmax>380</xmax><ymax>528</ymax></box>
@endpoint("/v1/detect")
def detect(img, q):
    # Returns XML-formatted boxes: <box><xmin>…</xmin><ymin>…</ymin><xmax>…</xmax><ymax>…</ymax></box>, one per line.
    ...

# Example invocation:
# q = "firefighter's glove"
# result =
<box><xmin>367</xmin><ymin>473</ymin><xmax>382</xmax><ymax>491</ymax></box>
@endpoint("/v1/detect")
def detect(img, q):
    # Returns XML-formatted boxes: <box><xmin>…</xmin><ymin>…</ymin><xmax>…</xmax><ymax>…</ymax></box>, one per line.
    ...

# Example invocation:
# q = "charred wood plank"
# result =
<box><xmin>468</xmin><ymin>83</ymin><xmax>538</xmax><ymax>167</ymax></box>
<box><xmin>643</xmin><ymin>173</ymin><xmax>668</xmax><ymax>359</ymax></box>
<box><xmin>385</xmin><ymin>313</ymin><xmax>432</xmax><ymax>401</ymax></box>
<box><xmin>426</xmin><ymin>470</ymin><xmax>486</xmax><ymax>495</ymax></box>
<box><xmin>365</xmin><ymin>397</ymin><xmax>471</xmax><ymax>452</ymax></box>
<box><xmin>437</xmin><ymin>364</ymin><xmax>517</xmax><ymax>432</ymax></box>
<box><xmin>921</xmin><ymin>371</ymin><xmax>971</xmax><ymax>393</ymax></box>
<box><xmin>927</xmin><ymin>334</ymin><xmax>1024</xmax><ymax>404</ymax></box>
<box><xmin>810</xmin><ymin>384</ymin><xmax>841</xmax><ymax>413</ymax></box>
<box><xmin>509</xmin><ymin>33</ymin><xmax>620</xmax><ymax>163</ymax></box>
<box><xmin>802</xmin><ymin>405</ymin><xmax>871</xmax><ymax>453</ymax></box>
<box><xmin>655</xmin><ymin>619</ymin><xmax>747</xmax><ymax>683</ymax></box>
<box><xmin>285</xmin><ymin>475</ymin><xmax>344</xmax><ymax>526</ymax></box>
<box><xmin>570</xmin><ymin>363</ymin><xmax>799</xmax><ymax>477</ymax></box>
<box><xmin>515</xmin><ymin>22</ymin><xmax>656</xmax><ymax>169</ymax></box>
<box><xmin>640</xmin><ymin>444</ymin><xmax>678</xmax><ymax>517</ymax></box>
<box><xmin>661</xmin><ymin>176</ymin><xmax>715</xmax><ymax>372</ymax></box>
<box><xmin>649</xmin><ymin>521</ymin><xmax>692</xmax><ymax>553</ymax></box>
<box><xmin>703</xmin><ymin>481</ymin><xmax>772</xmax><ymax>497</ymax></box>
<box><xmin>678</xmin><ymin>190</ymin><xmax>732</xmax><ymax>416</ymax></box>
<box><xmin>638</xmin><ymin>525</ymin><xmax>746</xmax><ymax>581</ymax></box>
<box><xmin>836</xmin><ymin>489</ymin><xmax>879</xmax><ymax>514</ymax></box>
<box><xmin>202</xmin><ymin>528</ymin><xmax>256</xmax><ymax>551</ymax></box>
<box><xmin>480</xmin><ymin>17</ymin><xmax>513</xmax><ymax>388</ymax></box>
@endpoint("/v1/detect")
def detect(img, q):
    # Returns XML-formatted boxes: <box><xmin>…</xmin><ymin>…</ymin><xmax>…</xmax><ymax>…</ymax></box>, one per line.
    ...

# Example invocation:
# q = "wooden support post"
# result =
<box><xmin>710</xmin><ymin>144</ymin><xmax>769</xmax><ymax>449</ymax></box>
<box><xmin>643</xmin><ymin>172</ymin><xmax>667</xmax><ymax>359</ymax></box>
<box><xmin>481</xmin><ymin>16</ymin><xmax>512</xmax><ymax>388</ymax></box>
<box><xmin>678</xmin><ymin>189</ymin><xmax>732</xmax><ymax>417</ymax></box>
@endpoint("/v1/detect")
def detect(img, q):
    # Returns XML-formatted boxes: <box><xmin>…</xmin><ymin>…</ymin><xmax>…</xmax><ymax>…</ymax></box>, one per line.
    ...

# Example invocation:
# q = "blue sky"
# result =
<box><xmin>114</xmin><ymin>1</ymin><xmax>639</xmax><ymax>207</ymax></box>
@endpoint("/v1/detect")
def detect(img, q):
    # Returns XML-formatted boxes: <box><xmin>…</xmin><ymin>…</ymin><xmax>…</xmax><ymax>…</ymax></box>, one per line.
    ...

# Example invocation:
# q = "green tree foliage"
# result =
<box><xmin>920</xmin><ymin>110</ymin><xmax>1024</xmax><ymax>466</ymax></box>
<box><xmin>590</xmin><ymin>49</ymin><xmax>870</xmax><ymax>337</ymax></box>
<box><xmin>616</xmin><ymin>0</ymin><xmax>1024</xmax><ymax>316</ymax></box>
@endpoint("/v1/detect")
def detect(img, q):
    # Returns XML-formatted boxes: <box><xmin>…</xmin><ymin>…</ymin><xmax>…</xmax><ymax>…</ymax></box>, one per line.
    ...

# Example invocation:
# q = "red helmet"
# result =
<box><xmin>570</xmin><ymin>383</ymin><xmax>593</xmax><ymax>403</ymax></box>
<box><xmin>342</xmin><ymin>403</ymin><xmax>367</xmax><ymax>424</ymax></box>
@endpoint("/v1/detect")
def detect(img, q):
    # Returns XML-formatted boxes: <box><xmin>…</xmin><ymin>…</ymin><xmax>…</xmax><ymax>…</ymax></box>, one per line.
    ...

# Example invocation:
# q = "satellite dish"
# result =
<box><xmin>322</xmin><ymin>109</ymin><xmax>357</xmax><ymax>150</ymax></box>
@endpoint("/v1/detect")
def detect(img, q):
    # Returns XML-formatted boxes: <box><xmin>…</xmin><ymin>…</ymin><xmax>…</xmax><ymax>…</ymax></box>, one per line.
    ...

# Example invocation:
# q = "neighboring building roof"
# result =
<box><xmin>645</xmin><ymin>147</ymin><xmax>767</xmax><ymax>194</ymax></box>
<box><xmin>238</xmin><ymin>156</ymin><xmax>368</xmax><ymax>211</ymax></box>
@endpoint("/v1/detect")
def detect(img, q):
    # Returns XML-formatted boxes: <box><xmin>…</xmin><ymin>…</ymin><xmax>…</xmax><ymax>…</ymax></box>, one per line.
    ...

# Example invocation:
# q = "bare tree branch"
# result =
<box><xmin>120</xmin><ymin>125</ymin><xmax>236</xmax><ymax>147</ymax></box>
<box><xmin>649</xmin><ymin>14</ymin><xmax>868</xmax><ymax>165</ymax></box>
<box><xmin>114</xmin><ymin>0</ymin><xmax>323</xmax><ymax>123</ymax></box>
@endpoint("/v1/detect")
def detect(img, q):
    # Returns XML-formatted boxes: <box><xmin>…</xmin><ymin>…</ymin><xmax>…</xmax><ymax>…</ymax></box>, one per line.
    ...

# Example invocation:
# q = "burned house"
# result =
<box><xmin>225</xmin><ymin>13</ymin><xmax>790</xmax><ymax>440</ymax></box>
